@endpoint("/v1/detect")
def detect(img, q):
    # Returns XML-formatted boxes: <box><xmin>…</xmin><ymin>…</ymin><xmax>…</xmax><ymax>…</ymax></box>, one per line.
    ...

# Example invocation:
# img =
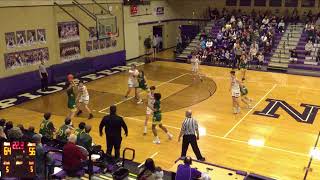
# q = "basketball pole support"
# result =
<box><xmin>91</xmin><ymin>0</ymin><xmax>113</xmax><ymax>15</ymax></box>
<box><xmin>54</xmin><ymin>2</ymin><xmax>91</xmax><ymax>33</ymax></box>
<box><xmin>72</xmin><ymin>0</ymin><xmax>97</xmax><ymax>21</ymax></box>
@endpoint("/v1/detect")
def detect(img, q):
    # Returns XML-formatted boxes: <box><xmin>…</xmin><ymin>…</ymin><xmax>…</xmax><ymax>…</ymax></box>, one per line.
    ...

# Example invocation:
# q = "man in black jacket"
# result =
<box><xmin>99</xmin><ymin>105</ymin><xmax>128</xmax><ymax>160</ymax></box>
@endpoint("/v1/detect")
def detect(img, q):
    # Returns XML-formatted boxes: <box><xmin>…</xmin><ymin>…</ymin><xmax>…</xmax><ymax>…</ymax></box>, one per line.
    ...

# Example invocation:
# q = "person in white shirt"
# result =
<box><xmin>237</xmin><ymin>19</ymin><xmax>243</xmax><ymax>29</ymax></box>
<box><xmin>125</xmin><ymin>64</ymin><xmax>143</xmax><ymax>104</ymax></box>
<box><xmin>262</xmin><ymin>17</ymin><xmax>269</xmax><ymax>25</ymax></box>
<box><xmin>305</xmin><ymin>40</ymin><xmax>313</xmax><ymax>56</ymax></box>
<box><xmin>152</xmin><ymin>35</ymin><xmax>159</xmax><ymax>60</ymax></box>
<box><xmin>230</xmin><ymin>70</ymin><xmax>242</xmax><ymax>114</ymax></box>
<box><xmin>144</xmin><ymin>86</ymin><xmax>156</xmax><ymax>135</ymax></box>
<box><xmin>278</xmin><ymin>19</ymin><xmax>285</xmax><ymax>33</ymax></box>
<box><xmin>190</xmin><ymin>52</ymin><xmax>202</xmax><ymax>81</ymax></box>
<box><xmin>76</xmin><ymin>81</ymin><xmax>94</xmax><ymax>119</ymax></box>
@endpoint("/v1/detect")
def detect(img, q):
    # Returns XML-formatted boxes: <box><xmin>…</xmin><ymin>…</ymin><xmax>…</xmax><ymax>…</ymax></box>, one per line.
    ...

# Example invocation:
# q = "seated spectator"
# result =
<box><xmin>4</xmin><ymin>121</ymin><xmax>13</xmax><ymax>136</ymax></box>
<box><xmin>290</xmin><ymin>48</ymin><xmax>298</xmax><ymax>63</ymax></box>
<box><xmin>39</xmin><ymin>112</ymin><xmax>55</xmax><ymax>143</ymax></box>
<box><xmin>0</xmin><ymin>119</ymin><xmax>6</xmax><ymax>127</ymax></box>
<box><xmin>56</xmin><ymin>117</ymin><xmax>72</xmax><ymax>143</ymax></box>
<box><xmin>74</xmin><ymin>122</ymin><xmax>86</xmax><ymax>138</ymax></box>
<box><xmin>137</xmin><ymin>158</ymin><xmax>163</xmax><ymax>180</ymax></box>
<box><xmin>63</xmin><ymin>134</ymin><xmax>87</xmax><ymax>177</ymax></box>
<box><xmin>7</xmin><ymin>127</ymin><xmax>23</xmax><ymax>141</ymax></box>
<box><xmin>24</xmin><ymin>126</ymin><xmax>36</xmax><ymax>142</ymax></box>
<box><xmin>262</xmin><ymin>16</ymin><xmax>269</xmax><ymax>25</ymax></box>
<box><xmin>0</xmin><ymin>126</ymin><xmax>7</xmax><ymax>142</ymax></box>
<box><xmin>175</xmin><ymin>157</ymin><xmax>202</xmax><ymax>180</ymax></box>
<box><xmin>33</xmin><ymin>134</ymin><xmax>52</xmax><ymax>179</ymax></box>
<box><xmin>278</xmin><ymin>19</ymin><xmax>285</xmax><ymax>33</ymax></box>
<box><xmin>77</xmin><ymin>125</ymin><xmax>92</xmax><ymax>151</ymax></box>
<box><xmin>305</xmin><ymin>40</ymin><xmax>313</xmax><ymax>56</ymax></box>
<box><xmin>257</xmin><ymin>52</ymin><xmax>264</xmax><ymax>69</ymax></box>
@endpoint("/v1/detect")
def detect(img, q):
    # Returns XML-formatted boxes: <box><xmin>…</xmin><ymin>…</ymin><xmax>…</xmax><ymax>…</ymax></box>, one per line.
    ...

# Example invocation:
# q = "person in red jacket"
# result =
<box><xmin>62</xmin><ymin>134</ymin><xmax>87</xmax><ymax>177</ymax></box>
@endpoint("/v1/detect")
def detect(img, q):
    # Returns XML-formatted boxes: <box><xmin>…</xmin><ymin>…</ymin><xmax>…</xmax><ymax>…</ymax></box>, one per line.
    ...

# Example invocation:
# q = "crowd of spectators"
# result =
<box><xmin>193</xmin><ymin>9</ymin><xmax>289</xmax><ymax>69</ymax></box>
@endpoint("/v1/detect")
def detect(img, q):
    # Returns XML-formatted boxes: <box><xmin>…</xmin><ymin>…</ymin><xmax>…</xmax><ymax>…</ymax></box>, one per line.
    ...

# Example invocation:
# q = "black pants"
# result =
<box><xmin>41</xmin><ymin>73</ymin><xmax>48</xmax><ymax>91</ymax></box>
<box><xmin>181</xmin><ymin>135</ymin><xmax>203</xmax><ymax>160</ymax></box>
<box><xmin>106</xmin><ymin>136</ymin><xmax>122</xmax><ymax>159</ymax></box>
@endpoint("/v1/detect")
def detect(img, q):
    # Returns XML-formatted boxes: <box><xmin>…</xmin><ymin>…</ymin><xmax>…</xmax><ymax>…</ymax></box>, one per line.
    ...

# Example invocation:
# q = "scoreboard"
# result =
<box><xmin>1</xmin><ymin>141</ymin><xmax>36</xmax><ymax>178</ymax></box>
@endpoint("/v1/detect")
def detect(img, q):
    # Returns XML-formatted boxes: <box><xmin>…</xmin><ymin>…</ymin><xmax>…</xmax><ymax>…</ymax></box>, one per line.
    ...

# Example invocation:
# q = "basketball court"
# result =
<box><xmin>1</xmin><ymin>57</ymin><xmax>320</xmax><ymax>179</ymax></box>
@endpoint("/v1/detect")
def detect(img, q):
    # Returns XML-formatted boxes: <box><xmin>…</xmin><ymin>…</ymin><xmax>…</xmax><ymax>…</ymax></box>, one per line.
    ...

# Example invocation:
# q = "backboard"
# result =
<box><xmin>96</xmin><ymin>15</ymin><xmax>118</xmax><ymax>39</ymax></box>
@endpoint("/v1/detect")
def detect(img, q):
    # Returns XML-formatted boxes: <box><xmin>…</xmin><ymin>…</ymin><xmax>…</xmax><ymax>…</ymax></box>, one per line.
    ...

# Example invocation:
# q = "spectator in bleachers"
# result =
<box><xmin>33</xmin><ymin>134</ymin><xmax>52</xmax><ymax>179</ymax></box>
<box><xmin>0</xmin><ymin>119</ymin><xmax>6</xmax><ymax>127</ymax></box>
<box><xmin>56</xmin><ymin>117</ymin><xmax>72</xmax><ymax>144</ymax></box>
<box><xmin>257</xmin><ymin>52</ymin><xmax>264</xmax><ymax>69</ymax></box>
<box><xmin>290</xmin><ymin>48</ymin><xmax>298</xmax><ymax>63</ymax></box>
<box><xmin>74</xmin><ymin>122</ymin><xmax>86</xmax><ymax>138</ymax></box>
<box><xmin>63</xmin><ymin>134</ymin><xmax>87</xmax><ymax>177</ymax></box>
<box><xmin>24</xmin><ymin>126</ymin><xmax>36</xmax><ymax>142</ymax></box>
<box><xmin>7</xmin><ymin>127</ymin><xmax>23</xmax><ymax>141</ymax></box>
<box><xmin>175</xmin><ymin>157</ymin><xmax>202</xmax><ymax>180</ymax></box>
<box><xmin>39</xmin><ymin>112</ymin><xmax>55</xmax><ymax>143</ymax></box>
<box><xmin>305</xmin><ymin>40</ymin><xmax>313</xmax><ymax>56</ymax></box>
<box><xmin>137</xmin><ymin>158</ymin><xmax>163</xmax><ymax>180</ymax></box>
<box><xmin>0</xmin><ymin>126</ymin><xmax>7</xmax><ymax>142</ymax></box>
<box><xmin>278</xmin><ymin>19</ymin><xmax>285</xmax><ymax>33</ymax></box>
<box><xmin>4</xmin><ymin>121</ymin><xmax>13</xmax><ymax>137</ymax></box>
<box><xmin>77</xmin><ymin>125</ymin><xmax>92</xmax><ymax>151</ymax></box>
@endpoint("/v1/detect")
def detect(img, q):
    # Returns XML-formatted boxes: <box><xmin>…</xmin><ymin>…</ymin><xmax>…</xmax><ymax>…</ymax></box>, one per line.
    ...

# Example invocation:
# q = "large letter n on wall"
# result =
<box><xmin>253</xmin><ymin>99</ymin><xmax>320</xmax><ymax>124</ymax></box>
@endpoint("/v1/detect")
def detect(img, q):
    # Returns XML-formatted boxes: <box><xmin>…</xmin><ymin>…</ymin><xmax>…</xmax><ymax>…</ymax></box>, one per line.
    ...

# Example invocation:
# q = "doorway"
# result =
<box><xmin>153</xmin><ymin>25</ymin><xmax>163</xmax><ymax>51</ymax></box>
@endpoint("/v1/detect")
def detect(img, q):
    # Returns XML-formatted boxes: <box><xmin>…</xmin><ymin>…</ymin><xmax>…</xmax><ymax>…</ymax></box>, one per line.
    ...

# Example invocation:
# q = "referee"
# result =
<box><xmin>39</xmin><ymin>60</ymin><xmax>48</xmax><ymax>91</ymax></box>
<box><xmin>178</xmin><ymin>110</ymin><xmax>205</xmax><ymax>161</ymax></box>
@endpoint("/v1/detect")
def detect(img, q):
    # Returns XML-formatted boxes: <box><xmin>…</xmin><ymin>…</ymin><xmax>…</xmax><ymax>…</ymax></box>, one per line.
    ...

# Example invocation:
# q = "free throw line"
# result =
<box><xmin>98</xmin><ymin>73</ymin><xmax>188</xmax><ymax>114</ymax></box>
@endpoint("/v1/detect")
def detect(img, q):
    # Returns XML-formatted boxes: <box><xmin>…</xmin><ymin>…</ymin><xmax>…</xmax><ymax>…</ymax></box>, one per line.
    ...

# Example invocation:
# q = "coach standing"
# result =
<box><xmin>99</xmin><ymin>105</ymin><xmax>128</xmax><ymax>160</ymax></box>
<box><xmin>39</xmin><ymin>60</ymin><xmax>48</xmax><ymax>91</ymax></box>
<box><xmin>178</xmin><ymin>110</ymin><xmax>205</xmax><ymax>161</ymax></box>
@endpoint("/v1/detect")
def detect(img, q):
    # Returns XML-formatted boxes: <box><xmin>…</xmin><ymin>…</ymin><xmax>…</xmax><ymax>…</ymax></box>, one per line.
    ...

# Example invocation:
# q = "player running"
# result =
<box><xmin>240</xmin><ymin>79</ymin><xmax>253</xmax><ymax>108</ymax></box>
<box><xmin>76</xmin><ymin>80</ymin><xmax>94</xmax><ymax>119</ymax></box>
<box><xmin>152</xmin><ymin>93</ymin><xmax>173</xmax><ymax>144</ymax></box>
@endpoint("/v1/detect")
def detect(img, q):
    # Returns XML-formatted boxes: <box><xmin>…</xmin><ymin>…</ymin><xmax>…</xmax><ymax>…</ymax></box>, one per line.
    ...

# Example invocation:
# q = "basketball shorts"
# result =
<box><xmin>146</xmin><ymin>107</ymin><xmax>154</xmax><ymax>115</ymax></box>
<box><xmin>79</xmin><ymin>96</ymin><xmax>89</xmax><ymax>105</ymax></box>
<box><xmin>128</xmin><ymin>80</ymin><xmax>138</xmax><ymax>88</ymax></box>
<box><xmin>232</xmin><ymin>90</ymin><xmax>241</xmax><ymax>98</ymax></box>
<box><xmin>192</xmin><ymin>66</ymin><xmax>199</xmax><ymax>72</ymax></box>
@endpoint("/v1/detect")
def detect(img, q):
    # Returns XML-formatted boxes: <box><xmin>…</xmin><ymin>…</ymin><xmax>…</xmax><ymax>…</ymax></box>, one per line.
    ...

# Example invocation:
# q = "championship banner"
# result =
<box><xmin>4</xmin><ymin>48</ymin><xmax>49</xmax><ymax>70</ymax></box>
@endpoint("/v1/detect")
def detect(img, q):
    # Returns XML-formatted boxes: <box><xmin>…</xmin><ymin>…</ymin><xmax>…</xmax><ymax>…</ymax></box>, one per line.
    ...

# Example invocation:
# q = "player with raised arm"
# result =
<box><xmin>125</xmin><ymin>64</ymin><xmax>143</xmax><ymax>104</ymax></box>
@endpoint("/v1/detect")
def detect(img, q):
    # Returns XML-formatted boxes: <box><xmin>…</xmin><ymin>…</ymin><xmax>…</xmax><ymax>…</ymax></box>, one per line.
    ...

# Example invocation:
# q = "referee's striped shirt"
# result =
<box><xmin>181</xmin><ymin>117</ymin><xmax>198</xmax><ymax>135</ymax></box>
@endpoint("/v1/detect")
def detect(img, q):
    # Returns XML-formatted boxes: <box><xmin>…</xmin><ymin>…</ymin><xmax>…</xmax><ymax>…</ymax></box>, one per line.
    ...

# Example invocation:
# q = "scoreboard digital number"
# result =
<box><xmin>1</xmin><ymin>141</ymin><xmax>36</xmax><ymax>178</ymax></box>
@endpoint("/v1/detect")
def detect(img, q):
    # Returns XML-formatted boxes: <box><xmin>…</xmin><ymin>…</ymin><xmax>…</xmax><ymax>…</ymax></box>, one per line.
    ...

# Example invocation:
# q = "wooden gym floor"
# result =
<box><xmin>1</xmin><ymin>55</ymin><xmax>320</xmax><ymax>179</ymax></box>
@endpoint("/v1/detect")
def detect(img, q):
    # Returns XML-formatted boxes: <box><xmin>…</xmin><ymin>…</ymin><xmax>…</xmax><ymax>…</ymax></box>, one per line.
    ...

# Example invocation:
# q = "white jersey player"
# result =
<box><xmin>76</xmin><ymin>80</ymin><xmax>93</xmax><ymax>119</ymax></box>
<box><xmin>190</xmin><ymin>53</ymin><xmax>202</xmax><ymax>81</ymax></box>
<box><xmin>230</xmin><ymin>70</ymin><xmax>242</xmax><ymax>114</ymax></box>
<box><xmin>144</xmin><ymin>86</ymin><xmax>156</xmax><ymax>135</ymax></box>
<box><xmin>125</xmin><ymin>64</ymin><xmax>143</xmax><ymax>104</ymax></box>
